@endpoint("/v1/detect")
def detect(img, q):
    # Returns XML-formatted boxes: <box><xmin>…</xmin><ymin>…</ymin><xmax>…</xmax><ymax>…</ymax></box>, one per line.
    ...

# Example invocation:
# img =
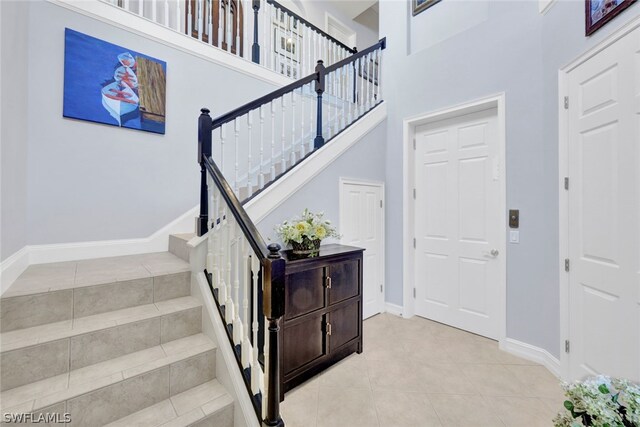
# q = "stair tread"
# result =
<box><xmin>3</xmin><ymin>252</ymin><xmax>189</xmax><ymax>298</ymax></box>
<box><xmin>0</xmin><ymin>296</ymin><xmax>202</xmax><ymax>353</ymax></box>
<box><xmin>104</xmin><ymin>380</ymin><xmax>233</xmax><ymax>427</ymax></box>
<box><xmin>0</xmin><ymin>333</ymin><xmax>216</xmax><ymax>412</ymax></box>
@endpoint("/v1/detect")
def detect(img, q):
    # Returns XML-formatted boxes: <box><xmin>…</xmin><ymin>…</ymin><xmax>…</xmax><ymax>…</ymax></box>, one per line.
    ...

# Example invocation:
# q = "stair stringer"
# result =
<box><xmin>243</xmin><ymin>102</ymin><xmax>387</xmax><ymax>223</ymax></box>
<box><xmin>188</xmin><ymin>233</ymin><xmax>260</xmax><ymax>427</ymax></box>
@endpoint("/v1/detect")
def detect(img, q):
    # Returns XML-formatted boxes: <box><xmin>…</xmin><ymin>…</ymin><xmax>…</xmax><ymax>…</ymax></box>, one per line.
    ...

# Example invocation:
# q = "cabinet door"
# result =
<box><xmin>283</xmin><ymin>313</ymin><xmax>327</xmax><ymax>376</ymax></box>
<box><xmin>327</xmin><ymin>302</ymin><xmax>360</xmax><ymax>352</ymax></box>
<box><xmin>285</xmin><ymin>267</ymin><xmax>325</xmax><ymax>320</ymax></box>
<box><xmin>328</xmin><ymin>259</ymin><xmax>360</xmax><ymax>306</ymax></box>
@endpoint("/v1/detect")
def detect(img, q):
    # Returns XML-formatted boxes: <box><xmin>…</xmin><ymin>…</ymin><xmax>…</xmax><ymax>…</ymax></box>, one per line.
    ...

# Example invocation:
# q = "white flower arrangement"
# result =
<box><xmin>554</xmin><ymin>375</ymin><xmax>640</xmax><ymax>427</ymax></box>
<box><xmin>274</xmin><ymin>209</ymin><xmax>340</xmax><ymax>253</ymax></box>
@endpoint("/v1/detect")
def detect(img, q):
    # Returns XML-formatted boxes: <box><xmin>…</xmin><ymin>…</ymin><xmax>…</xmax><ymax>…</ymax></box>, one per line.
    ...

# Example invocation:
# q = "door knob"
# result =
<box><xmin>490</xmin><ymin>249</ymin><xmax>499</xmax><ymax>257</ymax></box>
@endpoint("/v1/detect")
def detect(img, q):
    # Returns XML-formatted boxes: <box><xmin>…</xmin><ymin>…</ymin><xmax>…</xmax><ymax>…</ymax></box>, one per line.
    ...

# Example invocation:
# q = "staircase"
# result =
<box><xmin>0</xmin><ymin>252</ymin><xmax>233</xmax><ymax>427</ymax></box>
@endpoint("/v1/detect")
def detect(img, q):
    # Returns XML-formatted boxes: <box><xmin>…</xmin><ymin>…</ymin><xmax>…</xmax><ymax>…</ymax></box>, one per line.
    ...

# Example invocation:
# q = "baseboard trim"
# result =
<box><xmin>1</xmin><ymin>206</ymin><xmax>198</xmax><ymax>295</ymax></box>
<box><xmin>384</xmin><ymin>302</ymin><xmax>404</xmax><ymax>317</ymax></box>
<box><xmin>500</xmin><ymin>337</ymin><xmax>562</xmax><ymax>378</ymax></box>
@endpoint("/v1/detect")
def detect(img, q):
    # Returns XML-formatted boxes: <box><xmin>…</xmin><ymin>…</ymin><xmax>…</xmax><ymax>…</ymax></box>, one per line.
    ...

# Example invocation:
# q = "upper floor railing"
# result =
<box><xmin>102</xmin><ymin>0</ymin><xmax>357</xmax><ymax>79</ymax></box>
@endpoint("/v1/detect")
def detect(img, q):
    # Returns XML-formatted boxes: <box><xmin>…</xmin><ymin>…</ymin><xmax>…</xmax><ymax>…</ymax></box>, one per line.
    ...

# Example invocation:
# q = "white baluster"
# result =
<box><xmin>225</xmin><ymin>216</ymin><xmax>234</xmax><ymax>323</ymax></box>
<box><xmin>226</xmin><ymin>0</ymin><xmax>232</xmax><ymax>52</ymax></box>
<box><xmin>342</xmin><ymin>65</ymin><xmax>347</xmax><ymax>129</ymax></box>
<box><xmin>261</xmin><ymin>311</ymin><xmax>268</xmax><ymax>418</ymax></box>
<box><xmin>206</xmin><ymin>175</ymin><xmax>215</xmax><ymax>277</ymax></box>
<box><xmin>295</xmin><ymin>21</ymin><xmax>301</xmax><ymax>79</ymax></box>
<box><xmin>373</xmin><ymin>49</ymin><xmax>379</xmax><ymax>104</ymax></box>
<box><xmin>270</xmin><ymin>100</ymin><xmax>276</xmax><ymax>181</ymax></box>
<box><xmin>308</xmin><ymin>82</ymin><xmax>314</xmax><ymax>153</ymax></box>
<box><xmin>327</xmin><ymin>69</ymin><xmax>332</xmax><ymax>139</ymax></box>
<box><xmin>198</xmin><ymin>0</ymin><xmax>204</xmax><ymax>41</ymax></box>
<box><xmin>347</xmin><ymin>63</ymin><xmax>353</xmax><ymax>125</ymax></box>
<box><xmin>250</xmin><ymin>255</ymin><xmax>261</xmax><ymax>394</ymax></box>
<box><xmin>365</xmin><ymin>53</ymin><xmax>370</xmax><ymax>110</ymax></box>
<box><xmin>218</xmin><ymin>205</ymin><xmax>228</xmax><ymax>304</ymax></box>
<box><xmin>280</xmin><ymin>96</ymin><xmax>286</xmax><ymax>171</ymax></box>
<box><xmin>234</xmin><ymin>118</ymin><xmax>239</xmax><ymax>195</ymax></box>
<box><xmin>152</xmin><ymin>0</ymin><xmax>157</xmax><ymax>22</ymax></box>
<box><xmin>124</xmin><ymin>0</ymin><xmax>130</xmax><ymax>11</ymax></box>
<box><xmin>290</xmin><ymin>91</ymin><xmax>296</xmax><ymax>165</ymax></box>
<box><xmin>233</xmin><ymin>230</ymin><xmax>242</xmax><ymax>345</ymax></box>
<box><xmin>241</xmin><ymin>240</ymin><xmax>251</xmax><ymax>368</ymax></box>
<box><xmin>306</xmin><ymin>25</ymin><xmax>311</xmax><ymax>76</ymax></box>
<box><xmin>175</xmin><ymin>0</ymin><xmax>181</xmax><ymax>32</ymax></box>
<box><xmin>220</xmin><ymin>125</ymin><xmax>226</xmax><ymax>177</ymax></box>
<box><xmin>247</xmin><ymin>112</ymin><xmax>253</xmax><ymax>197</ymax></box>
<box><xmin>261</xmin><ymin>0</ymin><xmax>268</xmax><ymax>68</ymax></box>
<box><xmin>164</xmin><ymin>0</ymin><xmax>169</xmax><ymax>26</ymax></box>
<box><xmin>272</xmin><ymin>6</ymin><xmax>278</xmax><ymax>74</ymax></box>
<box><xmin>378</xmin><ymin>49</ymin><xmax>383</xmax><ymax>102</ymax></box>
<box><xmin>300</xmin><ymin>86</ymin><xmax>305</xmax><ymax>158</ymax></box>
<box><xmin>259</xmin><ymin>105</ymin><xmax>265</xmax><ymax>189</ymax></box>
<box><xmin>138</xmin><ymin>0</ymin><xmax>144</xmax><ymax>17</ymax></box>
<box><xmin>210</xmin><ymin>188</ymin><xmax>220</xmax><ymax>290</ymax></box>
<box><xmin>236</xmin><ymin>0</ymin><xmax>241</xmax><ymax>55</ymax></box>
<box><xmin>359</xmin><ymin>56</ymin><xmax>365</xmax><ymax>115</ymax></box>
<box><xmin>188</xmin><ymin>0</ymin><xmax>193</xmax><ymax>36</ymax></box>
<box><xmin>208</xmin><ymin>0</ymin><xmax>213</xmax><ymax>44</ymax></box>
<box><xmin>218</xmin><ymin>0</ymin><xmax>224</xmax><ymax>48</ymax></box>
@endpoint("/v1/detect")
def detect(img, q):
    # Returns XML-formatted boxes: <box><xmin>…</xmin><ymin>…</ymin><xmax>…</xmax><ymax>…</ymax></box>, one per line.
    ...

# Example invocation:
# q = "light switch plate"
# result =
<box><xmin>510</xmin><ymin>230</ymin><xmax>520</xmax><ymax>244</ymax></box>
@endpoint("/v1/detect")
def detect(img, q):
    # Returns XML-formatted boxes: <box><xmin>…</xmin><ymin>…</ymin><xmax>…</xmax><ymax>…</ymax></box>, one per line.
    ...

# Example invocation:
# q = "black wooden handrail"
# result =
<box><xmin>211</xmin><ymin>38</ymin><xmax>386</xmax><ymax>130</ymax></box>
<box><xmin>202</xmin><ymin>155</ymin><xmax>270</xmax><ymax>261</ymax></box>
<box><xmin>266</xmin><ymin>0</ymin><xmax>356</xmax><ymax>54</ymax></box>
<box><xmin>324</xmin><ymin>37</ymin><xmax>386</xmax><ymax>74</ymax></box>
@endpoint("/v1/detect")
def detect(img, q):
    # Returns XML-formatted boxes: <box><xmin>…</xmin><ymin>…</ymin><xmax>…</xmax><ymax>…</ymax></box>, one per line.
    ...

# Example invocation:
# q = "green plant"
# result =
<box><xmin>554</xmin><ymin>375</ymin><xmax>640</xmax><ymax>427</ymax></box>
<box><xmin>274</xmin><ymin>208</ymin><xmax>340</xmax><ymax>248</ymax></box>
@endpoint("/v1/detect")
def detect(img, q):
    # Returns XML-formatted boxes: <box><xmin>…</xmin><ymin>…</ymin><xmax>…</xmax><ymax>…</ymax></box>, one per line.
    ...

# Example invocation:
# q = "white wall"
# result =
<box><xmin>1</xmin><ymin>1</ymin><xmax>29</xmax><ymax>261</ymax></box>
<box><xmin>0</xmin><ymin>0</ymin><xmax>281</xmax><ymax>261</ymax></box>
<box><xmin>380</xmin><ymin>0</ymin><xmax>640</xmax><ymax>358</ymax></box>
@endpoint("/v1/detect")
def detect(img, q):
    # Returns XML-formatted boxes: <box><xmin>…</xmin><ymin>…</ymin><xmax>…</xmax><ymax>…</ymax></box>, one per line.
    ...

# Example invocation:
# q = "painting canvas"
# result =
<box><xmin>585</xmin><ymin>0</ymin><xmax>636</xmax><ymax>35</ymax></box>
<box><xmin>413</xmin><ymin>0</ymin><xmax>442</xmax><ymax>16</ymax></box>
<box><xmin>63</xmin><ymin>28</ymin><xmax>167</xmax><ymax>134</ymax></box>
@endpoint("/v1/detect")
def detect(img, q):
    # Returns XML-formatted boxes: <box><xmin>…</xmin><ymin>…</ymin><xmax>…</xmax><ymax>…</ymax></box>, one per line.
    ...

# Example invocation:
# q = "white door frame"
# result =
<box><xmin>402</xmin><ymin>93</ymin><xmax>507</xmax><ymax>345</ymax></box>
<box><xmin>339</xmin><ymin>177</ymin><xmax>386</xmax><ymax>315</ymax></box>
<box><xmin>558</xmin><ymin>14</ymin><xmax>640</xmax><ymax>381</ymax></box>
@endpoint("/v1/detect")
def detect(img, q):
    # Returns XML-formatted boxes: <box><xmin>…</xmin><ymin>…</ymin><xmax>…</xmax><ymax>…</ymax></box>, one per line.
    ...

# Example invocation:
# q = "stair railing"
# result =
<box><xmin>208</xmin><ymin>38</ymin><xmax>386</xmax><ymax>202</ymax></box>
<box><xmin>198</xmin><ymin>110</ymin><xmax>285</xmax><ymax>426</ymax></box>
<box><xmin>101</xmin><ymin>0</ymin><xmax>356</xmax><ymax>79</ymax></box>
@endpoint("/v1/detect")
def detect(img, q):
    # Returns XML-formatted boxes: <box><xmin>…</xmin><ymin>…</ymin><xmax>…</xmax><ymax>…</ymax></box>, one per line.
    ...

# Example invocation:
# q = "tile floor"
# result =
<box><xmin>280</xmin><ymin>313</ymin><xmax>565</xmax><ymax>427</ymax></box>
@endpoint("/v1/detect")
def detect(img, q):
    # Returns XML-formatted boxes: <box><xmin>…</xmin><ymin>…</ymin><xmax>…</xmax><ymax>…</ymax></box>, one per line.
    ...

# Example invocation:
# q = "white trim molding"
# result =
<box><xmin>1</xmin><ymin>206</ymin><xmax>198</xmax><ymax>295</ymax></box>
<box><xmin>539</xmin><ymin>0</ymin><xmax>557</xmax><ymax>14</ymax></box>
<box><xmin>385</xmin><ymin>302</ymin><xmax>404</xmax><ymax>317</ymax></box>
<box><xmin>402</xmin><ymin>93</ymin><xmax>507</xmax><ymax>345</ymax></box>
<box><xmin>244</xmin><ymin>102</ymin><xmax>387</xmax><ymax>223</ymax></box>
<box><xmin>500</xmin><ymin>338</ymin><xmax>562</xmax><ymax>379</ymax></box>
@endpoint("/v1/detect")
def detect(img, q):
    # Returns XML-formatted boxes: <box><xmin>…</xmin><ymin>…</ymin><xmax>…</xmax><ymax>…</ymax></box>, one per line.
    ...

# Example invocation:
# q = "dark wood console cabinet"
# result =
<box><xmin>279</xmin><ymin>244</ymin><xmax>364</xmax><ymax>399</ymax></box>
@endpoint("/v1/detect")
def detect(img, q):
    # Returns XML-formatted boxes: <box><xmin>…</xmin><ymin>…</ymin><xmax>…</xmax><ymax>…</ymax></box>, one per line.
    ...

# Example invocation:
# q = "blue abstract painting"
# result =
<box><xmin>63</xmin><ymin>28</ymin><xmax>167</xmax><ymax>134</ymax></box>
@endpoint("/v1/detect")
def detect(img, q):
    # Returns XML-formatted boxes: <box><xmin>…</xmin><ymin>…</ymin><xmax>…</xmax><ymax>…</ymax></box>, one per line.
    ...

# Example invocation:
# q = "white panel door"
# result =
<box><xmin>414</xmin><ymin>108</ymin><xmax>501</xmax><ymax>339</ymax></box>
<box><xmin>340</xmin><ymin>181</ymin><xmax>384</xmax><ymax>319</ymax></box>
<box><xmin>567</xmin><ymin>27</ymin><xmax>640</xmax><ymax>381</ymax></box>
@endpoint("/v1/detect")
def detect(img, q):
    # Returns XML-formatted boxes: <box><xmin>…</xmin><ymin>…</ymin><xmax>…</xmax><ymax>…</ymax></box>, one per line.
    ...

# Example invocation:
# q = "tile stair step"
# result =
<box><xmin>0</xmin><ymin>296</ymin><xmax>203</xmax><ymax>391</ymax></box>
<box><xmin>168</xmin><ymin>234</ymin><xmax>196</xmax><ymax>262</ymax></box>
<box><xmin>104</xmin><ymin>380</ymin><xmax>233</xmax><ymax>427</ymax></box>
<box><xmin>0</xmin><ymin>334</ymin><xmax>218</xmax><ymax>426</ymax></box>
<box><xmin>1</xmin><ymin>252</ymin><xmax>191</xmax><ymax>332</ymax></box>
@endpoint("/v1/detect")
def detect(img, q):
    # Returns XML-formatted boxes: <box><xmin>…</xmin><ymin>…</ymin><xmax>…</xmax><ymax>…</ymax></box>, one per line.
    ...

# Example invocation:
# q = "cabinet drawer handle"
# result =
<box><xmin>326</xmin><ymin>276</ymin><xmax>332</xmax><ymax>289</ymax></box>
<box><xmin>326</xmin><ymin>322</ymin><xmax>332</xmax><ymax>336</ymax></box>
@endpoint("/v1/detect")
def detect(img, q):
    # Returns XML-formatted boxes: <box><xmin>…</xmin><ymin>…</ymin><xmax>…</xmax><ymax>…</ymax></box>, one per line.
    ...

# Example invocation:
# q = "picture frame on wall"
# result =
<box><xmin>412</xmin><ymin>0</ymin><xmax>442</xmax><ymax>16</ymax></box>
<box><xmin>585</xmin><ymin>0</ymin><xmax>637</xmax><ymax>36</ymax></box>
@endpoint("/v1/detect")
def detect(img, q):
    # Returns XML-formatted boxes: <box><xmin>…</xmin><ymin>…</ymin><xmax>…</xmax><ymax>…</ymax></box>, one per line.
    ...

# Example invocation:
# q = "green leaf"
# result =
<box><xmin>599</xmin><ymin>384</ymin><xmax>610</xmax><ymax>394</ymax></box>
<box><xmin>564</xmin><ymin>400</ymin><xmax>574</xmax><ymax>411</ymax></box>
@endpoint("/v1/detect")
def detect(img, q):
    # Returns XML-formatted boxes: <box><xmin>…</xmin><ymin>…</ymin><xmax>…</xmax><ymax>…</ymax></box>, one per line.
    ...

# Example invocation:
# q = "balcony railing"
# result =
<box><xmin>102</xmin><ymin>0</ymin><xmax>357</xmax><ymax>79</ymax></box>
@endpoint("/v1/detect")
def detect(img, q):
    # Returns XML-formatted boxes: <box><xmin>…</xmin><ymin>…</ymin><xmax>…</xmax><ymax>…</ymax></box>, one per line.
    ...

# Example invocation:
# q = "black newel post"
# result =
<box><xmin>197</xmin><ymin>108</ymin><xmax>213</xmax><ymax>237</ymax></box>
<box><xmin>252</xmin><ymin>0</ymin><xmax>261</xmax><ymax>64</ymax></box>
<box><xmin>314</xmin><ymin>60</ymin><xmax>326</xmax><ymax>149</ymax></box>
<box><xmin>263</xmin><ymin>243</ymin><xmax>285</xmax><ymax>427</ymax></box>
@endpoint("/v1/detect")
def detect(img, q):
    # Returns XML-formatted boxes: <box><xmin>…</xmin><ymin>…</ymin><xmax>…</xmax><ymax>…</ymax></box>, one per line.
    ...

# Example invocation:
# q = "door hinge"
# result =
<box><xmin>380</xmin><ymin>200</ymin><xmax>383</xmax><ymax>208</ymax></box>
<box><xmin>564</xmin><ymin>96</ymin><xmax>569</xmax><ymax>109</ymax></box>
<box><xmin>564</xmin><ymin>177</ymin><xmax>569</xmax><ymax>190</ymax></box>
<box><xmin>413</xmin><ymin>288</ymin><xmax>416</xmax><ymax>298</ymax></box>
<box><xmin>413</xmin><ymin>138</ymin><xmax>416</xmax><ymax>150</ymax></box>
<box><xmin>413</xmin><ymin>188</ymin><xmax>416</xmax><ymax>199</ymax></box>
<box><xmin>380</xmin><ymin>284</ymin><xmax>383</xmax><ymax>293</ymax></box>
<box><xmin>326</xmin><ymin>322</ymin><xmax>332</xmax><ymax>336</ymax></box>
<box><xmin>565</xmin><ymin>339</ymin><xmax>570</xmax><ymax>353</ymax></box>
<box><xmin>565</xmin><ymin>258</ymin><xmax>570</xmax><ymax>272</ymax></box>
<box><xmin>413</xmin><ymin>238</ymin><xmax>416</xmax><ymax>249</ymax></box>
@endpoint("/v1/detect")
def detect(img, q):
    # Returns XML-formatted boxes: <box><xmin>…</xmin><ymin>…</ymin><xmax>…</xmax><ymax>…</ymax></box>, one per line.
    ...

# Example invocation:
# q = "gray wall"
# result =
<box><xmin>1</xmin><ymin>0</ymin><xmax>280</xmax><ymax>258</ymax></box>
<box><xmin>256</xmin><ymin>121</ymin><xmax>387</xmax><ymax>246</ymax></box>
<box><xmin>1</xmin><ymin>1</ymin><xmax>29</xmax><ymax>261</ymax></box>
<box><xmin>379</xmin><ymin>0</ymin><xmax>640</xmax><ymax>357</ymax></box>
